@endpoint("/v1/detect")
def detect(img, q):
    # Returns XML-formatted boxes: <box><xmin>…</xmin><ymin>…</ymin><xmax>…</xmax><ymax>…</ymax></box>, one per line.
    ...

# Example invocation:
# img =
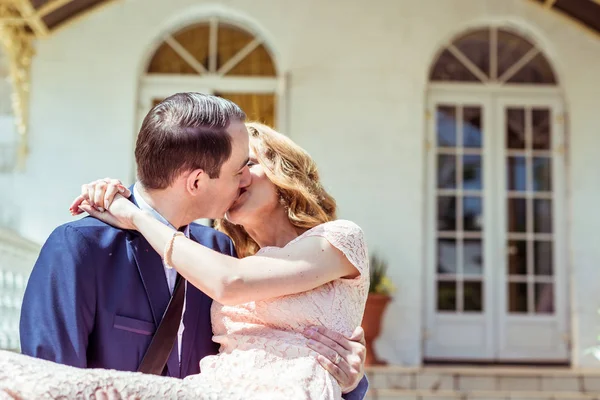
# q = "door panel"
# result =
<box><xmin>495</xmin><ymin>97</ymin><xmax>568</xmax><ymax>361</ymax></box>
<box><xmin>425</xmin><ymin>91</ymin><xmax>568</xmax><ymax>362</ymax></box>
<box><xmin>425</xmin><ymin>93</ymin><xmax>495</xmax><ymax>360</ymax></box>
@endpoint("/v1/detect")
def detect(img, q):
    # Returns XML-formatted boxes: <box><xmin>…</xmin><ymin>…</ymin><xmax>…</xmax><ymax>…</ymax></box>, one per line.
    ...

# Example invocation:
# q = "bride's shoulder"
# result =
<box><xmin>321</xmin><ymin>219</ymin><xmax>362</xmax><ymax>230</ymax></box>
<box><xmin>308</xmin><ymin>219</ymin><xmax>365</xmax><ymax>238</ymax></box>
<box><xmin>285</xmin><ymin>220</ymin><xmax>365</xmax><ymax>248</ymax></box>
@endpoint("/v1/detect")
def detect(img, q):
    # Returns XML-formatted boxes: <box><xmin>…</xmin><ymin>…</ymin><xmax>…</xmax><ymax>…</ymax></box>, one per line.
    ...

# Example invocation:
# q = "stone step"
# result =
<box><xmin>364</xmin><ymin>389</ymin><xmax>600</xmax><ymax>400</ymax></box>
<box><xmin>365</xmin><ymin>367</ymin><xmax>600</xmax><ymax>393</ymax></box>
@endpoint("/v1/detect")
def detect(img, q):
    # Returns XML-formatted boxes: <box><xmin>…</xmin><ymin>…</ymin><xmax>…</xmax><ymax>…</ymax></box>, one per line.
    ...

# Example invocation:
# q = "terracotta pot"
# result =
<box><xmin>361</xmin><ymin>293</ymin><xmax>391</xmax><ymax>365</ymax></box>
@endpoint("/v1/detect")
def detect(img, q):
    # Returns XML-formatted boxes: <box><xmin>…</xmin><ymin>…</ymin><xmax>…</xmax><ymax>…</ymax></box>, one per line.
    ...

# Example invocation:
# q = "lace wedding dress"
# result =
<box><xmin>0</xmin><ymin>220</ymin><xmax>369</xmax><ymax>400</ymax></box>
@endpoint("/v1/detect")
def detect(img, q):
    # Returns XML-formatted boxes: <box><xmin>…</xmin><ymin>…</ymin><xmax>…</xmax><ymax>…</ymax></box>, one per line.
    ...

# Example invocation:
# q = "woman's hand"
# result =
<box><xmin>70</xmin><ymin>178</ymin><xmax>131</xmax><ymax>214</ymax></box>
<box><xmin>70</xmin><ymin>178</ymin><xmax>138</xmax><ymax>231</ymax></box>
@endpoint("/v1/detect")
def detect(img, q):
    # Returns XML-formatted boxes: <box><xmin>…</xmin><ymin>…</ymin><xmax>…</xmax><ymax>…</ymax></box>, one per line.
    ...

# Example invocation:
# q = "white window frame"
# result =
<box><xmin>134</xmin><ymin>17</ymin><xmax>286</xmax><ymax>184</ymax></box>
<box><xmin>424</xmin><ymin>25</ymin><xmax>568</xmax><ymax>362</ymax></box>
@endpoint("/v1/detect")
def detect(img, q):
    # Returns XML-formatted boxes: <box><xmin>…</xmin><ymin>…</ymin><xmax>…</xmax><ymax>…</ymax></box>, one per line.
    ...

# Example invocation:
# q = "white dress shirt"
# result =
<box><xmin>133</xmin><ymin>183</ymin><xmax>188</xmax><ymax>363</ymax></box>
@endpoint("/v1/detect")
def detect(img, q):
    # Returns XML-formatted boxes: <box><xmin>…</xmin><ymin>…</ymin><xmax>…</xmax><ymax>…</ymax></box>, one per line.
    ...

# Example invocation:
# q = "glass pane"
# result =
<box><xmin>437</xmin><ymin>155</ymin><xmax>457</xmax><ymax>189</ymax></box>
<box><xmin>430</xmin><ymin>49</ymin><xmax>480</xmax><ymax>82</ymax></box>
<box><xmin>147</xmin><ymin>42</ymin><xmax>200</xmax><ymax>75</ymax></box>
<box><xmin>437</xmin><ymin>281</ymin><xmax>457</xmax><ymax>311</ymax></box>
<box><xmin>509</xmin><ymin>282</ymin><xmax>528</xmax><ymax>313</ymax></box>
<box><xmin>463</xmin><ymin>106</ymin><xmax>482</xmax><ymax>148</ymax></box>
<box><xmin>437</xmin><ymin>196</ymin><xmax>457</xmax><ymax>231</ymax></box>
<box><xmin>463</xmin><ymin>196</ymin><xmax>482</xmax><ymax>231</ymax></box>
<box><xmin>533</xmin><ymin>157</ymin><xmax>552</xmax><ymax>192</ymax></box>
<box><xmin>437</xmin><ymin>106</ymin><xmax>457</xmax><ymax>147</ymax></box>
<box><xmin>453</xmin><ymin>29</ymin><xmax>490</xmax><ymax>79</ymax></box>
<box><xmin>227</xmin><ymin>44</ymin><xmax>277</xmax><ymax>77</ymax></box>
<box><xmin>506</xmin><ymin>53</ymin><xmax>557</xmax><ymax>84</ymax></box>
<box><xmin>507</xmin><ymin>198</ymin><xmax>527</xmax><ymax>233</ymax></box>
<box><xmin>508</xmin><ymin>240</ymin><xmax>527</xmax><ymax>276</ymax></box>
<box><xmin>506</xmin><ymin>108</ymin><xmax>526</xmax><ymax>149</ymax></box>
<box><xmin>534</xmin><ymin>199</ymin><xmax>553</xmax><ymax>233</ymax></box>
<box><xmin>172</xmin><ymin>24</ymin><xmax>211</xmax><ymax>67</ymax></box>
<box><xmin>534</xmin><ymin>241</ymin><xmax>553</xmax><ymax>276</ymax></box>
<box><xmin>216</xmin><ymin>93</ymin><xmax>276</xmax><ymax>127</ymax></box>
<box><xmin>507</xmin><ymin>156</ymin><xmax>527</xmax><ymax>191</ymax></box>
<box><xmin>497</xmin><ymin>29</ymin><xmax>534</xmax><ymax>79</ymax></box>
<box><xmin>463</xmin><ymin>155</ymin><xmax>482</xmax><ymax>190</ymax></box>
<box><xmin>463</xmin><ymin>239</ymin><xmax>483</xmax><ymax>275</ymax></box>
<box><xmin>216</xmin><ymin>24</ymin><xmax>254</xmax><ymax>70</ymax></box>
<box><xmin>532</xmin><ymin>109</ymin><xmax>551</xmax><ymax>150</ymax></box>
<box><xmin>464</xmin><ymin>281</ymin><xmax>483</xmax><ymax>312</ymax></box>
<box><xmin>535</xmin><ymin>283</ymin><xmax>554</xmax><ymax>314</ymax></box>
<box><xmin>437</xmin><ymin>239</ymin><xmax>457</xmax><ymax>274</ymax></box>
<box><xmin>152</xmin><ymin>98</ymin><xmax>164</xmax><ymax>108</ymax></box>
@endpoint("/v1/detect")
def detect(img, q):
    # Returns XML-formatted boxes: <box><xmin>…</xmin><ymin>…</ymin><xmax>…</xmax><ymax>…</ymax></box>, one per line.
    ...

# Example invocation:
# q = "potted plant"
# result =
<box><xmin>361</xmin><ymin>253</ymin><xmax>395</xmax><ymax>365</ymax></box>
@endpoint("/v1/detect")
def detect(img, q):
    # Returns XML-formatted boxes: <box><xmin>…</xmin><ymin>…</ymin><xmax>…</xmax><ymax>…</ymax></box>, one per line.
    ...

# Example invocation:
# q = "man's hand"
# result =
<box><xmin>95</xmin><ymin>388</ymin><xmax>139</xmax><ymax>400</ymax></box>
<box><xmin>0</xmin><ymin>388</ymin><xmax>22</xmax><ymax>400</ymax></box>
<box><xmin>304</xmin><ymin>326</ymin><xmax>366</xmax><ymax>394</ymax></box>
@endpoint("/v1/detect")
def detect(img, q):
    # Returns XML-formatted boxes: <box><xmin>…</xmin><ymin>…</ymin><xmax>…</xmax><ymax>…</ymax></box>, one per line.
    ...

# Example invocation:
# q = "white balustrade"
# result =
<box><xmin>0</xmin><ymin>228</ymin><xmax>40</xmax><ymax>351</ymax></box>
<box><xmin>0</xmin><ymin>269</ymin><xmax>27</xmax><ymax>351</ymax></box>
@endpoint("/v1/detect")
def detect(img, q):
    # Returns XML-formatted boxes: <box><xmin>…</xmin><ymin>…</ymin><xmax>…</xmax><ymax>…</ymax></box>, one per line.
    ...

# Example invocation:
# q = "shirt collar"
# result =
<box><xmin>133</xmin><ymin>182</ymin><xmax>190</xmax><ymax>238</ymax></box>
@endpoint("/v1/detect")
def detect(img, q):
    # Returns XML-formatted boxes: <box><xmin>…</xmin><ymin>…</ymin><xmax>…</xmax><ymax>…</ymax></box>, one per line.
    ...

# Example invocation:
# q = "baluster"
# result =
<box><xmin>14</xmin><ymin>273</ymin><xmax>24</xmax><ymax>310</ymax></box>
<box><xmin>4</xmin><ymin>270</ymin><xmax>13</xmax><ymax>309</ymax></box>
<box><xmin>0</xmin><ymin>271</ymin><xmax>4</xmax><ymax>348</ymax></box>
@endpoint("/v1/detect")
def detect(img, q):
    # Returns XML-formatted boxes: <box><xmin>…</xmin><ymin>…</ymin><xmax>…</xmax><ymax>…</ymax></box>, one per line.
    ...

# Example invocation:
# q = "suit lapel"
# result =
<box><xmin>165</xmin><ymin>281</ymin><xmax>183</xmax><ymax>378</ymax></box>
<box><xmin>127</xmin><ymin>189</ymin><xmax>171</xmax><ymax>326</ymax></box>
<box><xmin>128</xmin><ymin>188</ymin><xmax>181</xmax><ymax>377</ymax></box>
<box><xmin>127</xmin><ymin>233</ymin><xmax>171</xmax><ymax>327</ymax></box>
<box><xmin>180</xmin><ymin>231</ymin><xmax>211</xmax><ymax>374</ymax></box>
<box><xmin>181</xmin><ymin>283</ymin><xmax>207</xmax><ymax>375</ymax></box>
<box><xmin>129</xmin><ymin>231</ymin><xmax>184</xmax><ymax>377</ymax></box>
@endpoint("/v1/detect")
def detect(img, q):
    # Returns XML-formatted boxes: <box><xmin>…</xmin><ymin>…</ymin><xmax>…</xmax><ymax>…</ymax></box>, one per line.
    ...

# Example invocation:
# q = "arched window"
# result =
<box><xmin>430</xmin><ymin>27</ymin><xmax>556</xmax><ymax>84</ymax></box>
<box><xmin>140</xmin><ymin>19</ymin><xmax>280</xmax><ymax>128</ymax></box>
<box><xmin>424</xmin><ymin>27</ymin><xmax>567</xmax><ymax>363</ymax></box>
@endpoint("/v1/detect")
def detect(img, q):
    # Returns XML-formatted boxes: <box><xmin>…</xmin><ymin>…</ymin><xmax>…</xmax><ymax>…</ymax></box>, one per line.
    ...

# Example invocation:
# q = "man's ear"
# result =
<box><xmin>185</xmin><ymin>168</ymin><xmax>207</xmax><ymax>195</ymax></box>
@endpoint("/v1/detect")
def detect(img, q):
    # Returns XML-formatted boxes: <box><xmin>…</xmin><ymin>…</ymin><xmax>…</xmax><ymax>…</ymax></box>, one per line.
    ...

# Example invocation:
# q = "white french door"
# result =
<box><xmin>424</xmin><ymin>88</ymin><xmax>569</xmax><ymax>362</ymax></box>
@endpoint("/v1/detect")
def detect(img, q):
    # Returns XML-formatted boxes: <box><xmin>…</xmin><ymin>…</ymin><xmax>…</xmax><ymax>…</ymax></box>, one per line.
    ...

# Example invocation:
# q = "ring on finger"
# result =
<box><xmin>333</xmin><ymin>353</ymin><xmax>341</xmax><ymax>365</ymax></box>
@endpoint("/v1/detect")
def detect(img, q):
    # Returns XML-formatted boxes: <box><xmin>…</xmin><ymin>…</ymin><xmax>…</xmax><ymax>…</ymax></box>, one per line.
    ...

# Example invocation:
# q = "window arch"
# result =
<box><xmin>140</xmin><ymin>18</ymin><xmax>279</xmax><ymax>128</ymax></box>
<box><xmin>430</xmin><ymin>27</ymin><xmax>557</xmax><ymax>85</ymax></box>
<box><xmin>147</xmin><ymin>22</ymin><xmax>276</xmax><ymax>77</ymax></box>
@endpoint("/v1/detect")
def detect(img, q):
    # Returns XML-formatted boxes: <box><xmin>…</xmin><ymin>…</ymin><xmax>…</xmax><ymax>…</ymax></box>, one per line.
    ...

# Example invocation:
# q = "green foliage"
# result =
<box><xmin>369</xmin><ymin>253</ymin><xmax>396</xmax><ymax>295</ymax></box>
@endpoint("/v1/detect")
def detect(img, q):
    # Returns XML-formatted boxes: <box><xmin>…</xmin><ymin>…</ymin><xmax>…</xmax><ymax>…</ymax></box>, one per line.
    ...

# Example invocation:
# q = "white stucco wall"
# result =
<box><xmin>3</xmin><ymin>0</ymin><xmax>600</xmax><ymax>366</ymax></box>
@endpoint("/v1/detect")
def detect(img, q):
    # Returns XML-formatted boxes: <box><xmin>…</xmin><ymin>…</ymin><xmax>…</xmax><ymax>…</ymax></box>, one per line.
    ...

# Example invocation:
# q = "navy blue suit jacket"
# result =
<box><xmin>20</xmin><ymin>194</ymin><xmax>233</xmax><ymax>377</ymax></box>
<box><xmin>20</xmin><ymin>194</ymin><xmax>368</xmax><ymax>397</ymax></box>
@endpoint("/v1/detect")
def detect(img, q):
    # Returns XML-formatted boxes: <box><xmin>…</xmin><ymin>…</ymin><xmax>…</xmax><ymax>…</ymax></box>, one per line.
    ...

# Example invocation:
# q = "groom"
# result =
<box><xmin>20</xmin><ymin>93</ymin><xmax>368</xmax><ymax>398</ymax></box>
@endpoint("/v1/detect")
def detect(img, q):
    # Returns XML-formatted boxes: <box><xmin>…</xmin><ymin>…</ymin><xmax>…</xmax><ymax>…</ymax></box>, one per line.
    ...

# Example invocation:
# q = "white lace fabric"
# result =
<box><xmin>0</xmin><ymin>220</ymin><xmax>369</xmax><ymax>400</ymax></box>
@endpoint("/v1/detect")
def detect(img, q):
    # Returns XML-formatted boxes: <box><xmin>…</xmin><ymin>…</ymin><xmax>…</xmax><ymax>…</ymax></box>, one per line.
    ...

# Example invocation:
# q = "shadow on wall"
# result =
<box><xmin>0</xmin><ymin>142</ymin><xmax>16</xmax><ymax>173</ymax></box>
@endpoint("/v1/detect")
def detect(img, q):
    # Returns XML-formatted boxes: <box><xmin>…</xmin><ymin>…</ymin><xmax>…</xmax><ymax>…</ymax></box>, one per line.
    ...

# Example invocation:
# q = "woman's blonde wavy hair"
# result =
<box><xmin>215</xmin><ymin>122</ymin><xmax>337</xmax><ymax>258</ymax></box>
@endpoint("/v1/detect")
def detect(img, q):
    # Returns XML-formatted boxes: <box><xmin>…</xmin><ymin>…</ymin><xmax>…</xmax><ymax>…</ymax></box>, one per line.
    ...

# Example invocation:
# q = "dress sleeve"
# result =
<box><xmin>302</xmin><ymin>220</ymin><xmax>369</xmax><ymax>279</ymax></box>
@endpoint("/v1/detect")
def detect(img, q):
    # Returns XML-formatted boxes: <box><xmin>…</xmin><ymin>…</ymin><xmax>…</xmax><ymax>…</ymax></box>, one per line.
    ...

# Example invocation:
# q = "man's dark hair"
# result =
<box><xmin>135</xmin><ymin>92</ymin><xmax>246</xmax><ymax>190</ymax></box>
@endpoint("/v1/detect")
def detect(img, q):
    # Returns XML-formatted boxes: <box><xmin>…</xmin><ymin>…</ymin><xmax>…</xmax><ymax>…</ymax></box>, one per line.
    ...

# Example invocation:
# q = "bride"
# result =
<box><xmin>0</xmin><ymin>123</ymin><xmax>369</xmax><ymax>400</ymax></box>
